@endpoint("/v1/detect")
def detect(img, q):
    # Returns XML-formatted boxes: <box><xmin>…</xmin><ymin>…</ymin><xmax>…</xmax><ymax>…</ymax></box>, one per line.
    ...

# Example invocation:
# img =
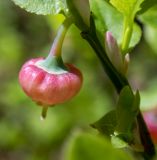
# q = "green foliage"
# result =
<box><xmin>0</xmin><ymin>2</ymin><xmax>112</xmax><ymax>159</ymax></box>
<box><xmin>139</xmin><ymin>0</ymin><xmax>157</xmax><ymax>14</ymax></box>
<box><xmin>110</xmin><ymin>0</ymin><xmax>144</xmax><ymax>19</ymax></box>
<box><xmin>115</xmin><ymin>86</ymin><xmax>140</xmax><ymax>135</ymax></box>
<box><xmin>90</xmin><ymin>0</ymin><xmax>141</xmax><ymax>50</ymax></box>
<box><xmin>111</xmin><ymin>134</ymin><xmax>128</xmax><ymax>148</ymax></box>
<box><xmin>92</xmin><ymin>110</ymin><xmax>117</xmax><ymax>136</ymax></box>
<box><xmin>139</xmin><ymin>5</ymin><xmax>157</xmax><ymax>27</ymax></box>
<box><xmin>2</xmin><ymin>0</ymin><xmax>157</xmax><ymax>159</ymax></box>
<box><xmin>91</xmin><ymin>86</ymin><xmax>141</xmax><ymax>149</ymax></box>
<box><xmin>11</xmin><ymin>0</ymin><xmax>67</xmax><ymax>15</ymax></box>
<box><xmin>108</xmin><ymin>0</ymin><xmax>144</xmax><ymax>54</ymax></box>
<box><xmin>64</xmin><ymin>132</ymin><xmax>133</xmax><ymax>160</ymax></box>
<box><xmin>138</xmin><ymin>6</ymin><xmax>157</xmax><ymax>53</ymax></box>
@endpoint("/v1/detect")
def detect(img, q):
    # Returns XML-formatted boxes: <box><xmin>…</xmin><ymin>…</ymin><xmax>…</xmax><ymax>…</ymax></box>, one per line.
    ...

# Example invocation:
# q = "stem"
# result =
<box><xmin>36</xmin><ymin>18</ymin><xmax>73</xmax><ymax>73</ymax></box>
<box><xmin>81</xmin><ymin>21</ymin><xmax>129</xmax><ymax>93</ymax></box>
<box><xmin>137</xmin><ymin>113</ymin><xmax>156</xmax><ymax>160</ymax></box>
<box><xmin>40</xmin><ymin>106</ymin><xmax>49</xmax><ymax>120</ymax></box>
<box><xmin>121</xmin><ymin>16</ymin><xmax>133</xmax><ymax>55</ymax></box>
<box><xmin>81</xmin><ymin>17</ymin><xmax>155</xmax><ymax>159</ymax></box>
<box><xmin>48</xmin><ymin>17</ymin><xmax>72</xmax><ymax>58</ymax></box>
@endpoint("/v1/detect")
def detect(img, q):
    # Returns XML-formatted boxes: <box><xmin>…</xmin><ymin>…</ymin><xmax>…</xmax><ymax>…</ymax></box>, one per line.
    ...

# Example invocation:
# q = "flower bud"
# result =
<box><xmin>105</xmin><ymin>31</ymin><xmax>123</xmax><ymax>72</ymax></box>
<box><xmin>19</xmin><ymin>57</ymin><xmax>83</xmax><ymax>106</ymax></box>
<box><xmin>18</xmin><ymin>18</ymin><xmax>82</xmax><ymax>119</ymax></box>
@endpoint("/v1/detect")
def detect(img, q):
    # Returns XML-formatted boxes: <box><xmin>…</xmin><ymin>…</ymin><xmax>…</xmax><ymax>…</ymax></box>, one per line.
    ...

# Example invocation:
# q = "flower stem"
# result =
<box><xmin>81</xmin><ymin>18</ymin><xmax>129</xmax><ymax>93</ymax></box>
<box><xmin>41</xmin><ymin>106</ymin><xmax>49</xmax><ymax>120</ymax></box>
<box><xmin>48</xmin><ymin>17</ymin><xmax>72</xmax><ymax>58</ymax></box>
<box><xmin>81</xmin><ymin>16</ymin><xmax>155</xmax><ymax>159</ymax></box>
<box><xmin>36</xmin><ymin>17</ymin><xmax>73</xmax><ymax>73</ymax></box>
<box><xmin>121</xmin><ymin>17</ymin><xmax>133</xmax><ymax>55</ymax></box>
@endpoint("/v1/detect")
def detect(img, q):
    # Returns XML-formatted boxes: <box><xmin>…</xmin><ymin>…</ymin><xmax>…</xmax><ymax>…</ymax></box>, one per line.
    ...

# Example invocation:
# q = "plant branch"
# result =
<box><xmin>81</xmin><ymin>17</ymin><xmax>155</xmax><ymax>160</ymax></box>
<box><xmin>81</xmin><ymin>28</ymin><xmax>129</xmax><ymax>93</ymax></box>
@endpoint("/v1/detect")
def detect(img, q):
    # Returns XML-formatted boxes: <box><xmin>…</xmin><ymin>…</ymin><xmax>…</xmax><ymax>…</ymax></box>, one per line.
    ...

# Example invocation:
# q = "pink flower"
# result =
<box><xmin>19</xmin><ymin>58</ymin><xmax>83</xmax><ymax>106</ymax></box>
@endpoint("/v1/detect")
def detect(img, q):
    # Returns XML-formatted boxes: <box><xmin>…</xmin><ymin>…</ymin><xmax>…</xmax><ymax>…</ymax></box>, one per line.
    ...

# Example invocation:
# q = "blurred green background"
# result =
<box><xmin>0</xmin><ymin>1</ymin><xmax>157</xmax><ymax>160</ymax></box>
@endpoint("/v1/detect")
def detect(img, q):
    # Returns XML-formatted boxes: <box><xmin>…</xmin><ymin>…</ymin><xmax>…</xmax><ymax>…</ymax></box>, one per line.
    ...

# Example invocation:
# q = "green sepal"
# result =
<box><xmin>35</xmin><ymin>55</ymin><xmax>68</xmax><ymax>74</ymax></box>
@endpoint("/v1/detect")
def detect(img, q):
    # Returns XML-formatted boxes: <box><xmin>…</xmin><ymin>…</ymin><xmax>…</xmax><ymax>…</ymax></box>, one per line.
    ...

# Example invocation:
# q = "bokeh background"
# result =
<box><xmin>0</xmin><ymin>1</ymin><xmax>157</xmax><ymax>160</ymax></box>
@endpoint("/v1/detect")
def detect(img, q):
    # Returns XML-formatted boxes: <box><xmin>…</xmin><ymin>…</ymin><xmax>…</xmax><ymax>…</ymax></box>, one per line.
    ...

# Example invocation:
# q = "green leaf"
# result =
<box><xmin>115</xmin><ymin>86</ymin><xmax>140</xmax><ymax>135</ymax></box>
<box><xmin>90</xmin><ymin>0</ymin><xmax>141</xmax><ymax>50</ymax></box>
<box><xmin>111</xmin><ymin>134</ymin><xmax>128</xmax><ymax>148</ymax></box>
<box><xmin>91</xmin><ymin>87</ymin><xmax>140</xmax><ymax>147</ymax></box>
<box><xmin>139</xmin><ymin>5</ymin><xmax>157</xmax><ymax>27</ymax></box>
<box><xmin>138</xmin><ymin>6</ymin><xmax>157</xmax><ymax>53</ymax></box>
<box><xmin>109</xmin><ymin>0</ymin><xmax>144</xmax><ymax>54</ymax></box>
<box><xmin>64</xmin><ymin>132</ymin><xmax>133</xmax><ymax>160</ymax></box>
<box><xmin>110</xmin><ymin>0</ymin><xmax>144</xmax><ymax>18</ymax></box>
<box><xmin>139</xmin><ymin>0</ymin><xmax>157</xmax><ymax>14</ymax></box>
<box><xmin>11</xmin><ymin>0</ymin><xmax>67</xmax><ymax>15</ymax></box>
<box><xmin>91</xmin><ymin>110</ymin><xmax>117</xmax><ymax>136</ymax></box>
